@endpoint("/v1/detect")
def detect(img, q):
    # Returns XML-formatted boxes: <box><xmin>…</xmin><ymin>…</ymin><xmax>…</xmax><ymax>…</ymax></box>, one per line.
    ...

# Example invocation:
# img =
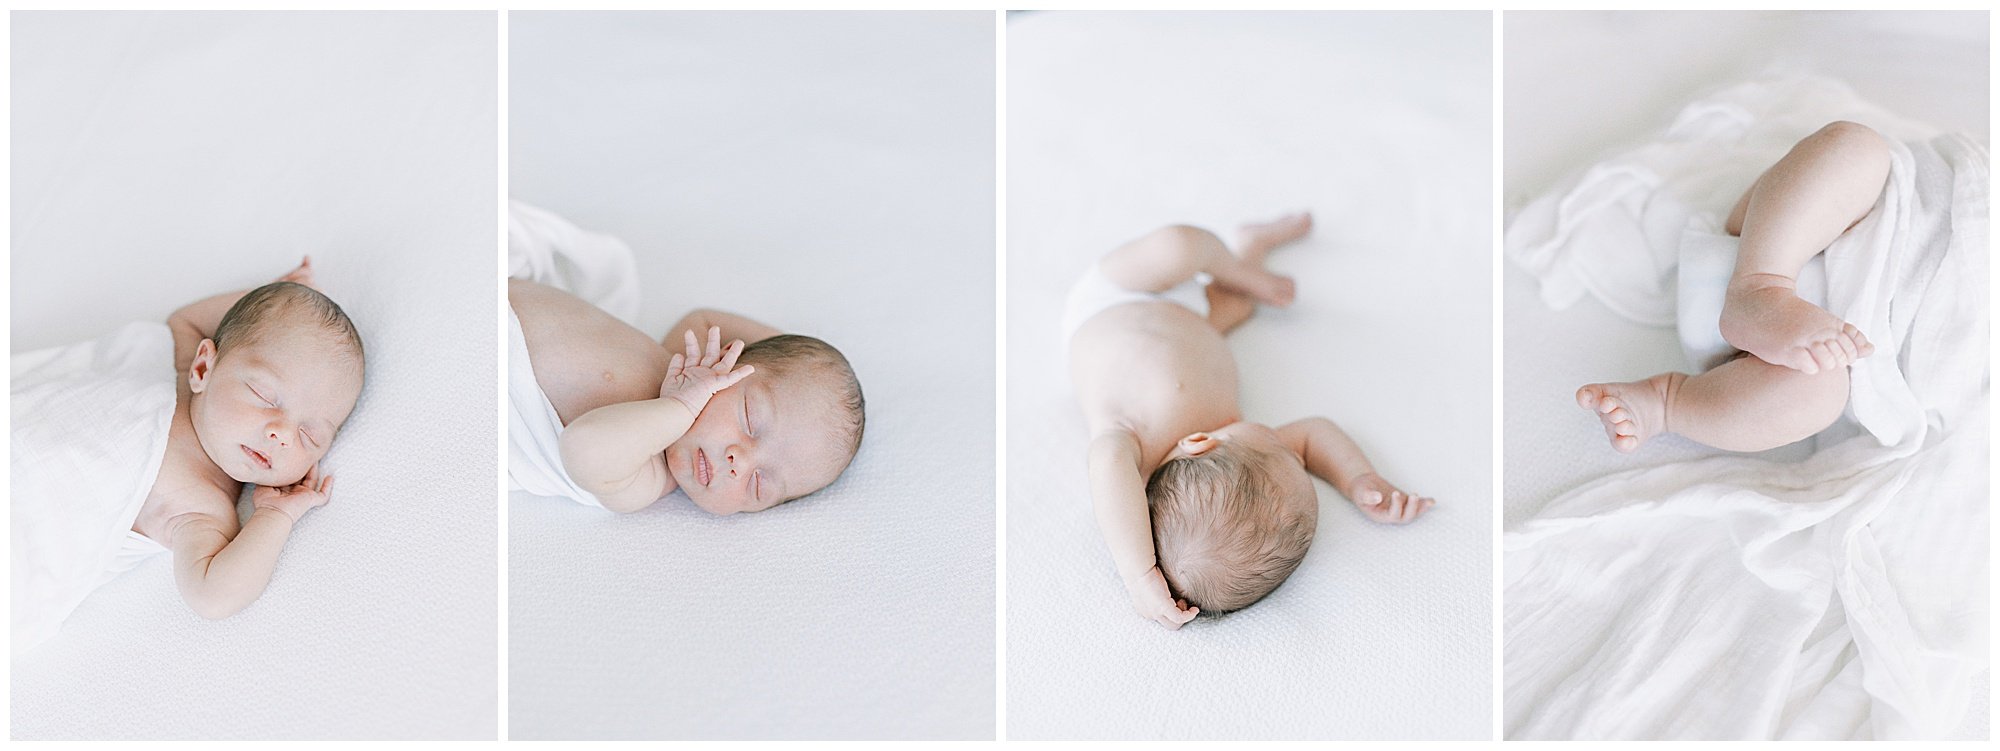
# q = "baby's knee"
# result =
<box><xmin>1144</xmin><ymin>224</ymin><xmax>1223</xmax><ymax>261</ymax></box>
<box><xmin>1798</xmin><ymin>367</ymin><xmax>1851</xmax><ymax>427</ymax></box>
<box><xmin>1810</xmin><ymin>121</ymin><xmax>1890</xmax><ymax>166</ymax></box>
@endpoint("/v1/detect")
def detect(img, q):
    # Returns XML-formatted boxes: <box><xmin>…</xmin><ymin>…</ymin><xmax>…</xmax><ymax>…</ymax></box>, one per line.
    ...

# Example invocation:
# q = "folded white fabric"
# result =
<box><xmin>506</xmin><ymin>308</ymin><xmax>601</xmax><ymax>508</ymax></box>
<box><xmin>10</xmin><ymin>321</ymin><xmax>178</xmax><ymax>655</ymax></box>
<box><xmin>506</xmin><ymin>200</ymin><xmax>644</xmax><ymax>508</ymax></box>
<box><xmin>509</xmin><ymin>199</ymin><xmax>641</xmax><ymax>325</ymax></box>
<box><xmin>1504</xmin><ymin>76</ymin><xmax>1989</xmax><ymax>739</ymax></box>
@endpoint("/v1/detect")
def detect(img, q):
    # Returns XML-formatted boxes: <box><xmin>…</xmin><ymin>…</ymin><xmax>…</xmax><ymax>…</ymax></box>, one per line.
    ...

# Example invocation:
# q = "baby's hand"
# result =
<box><xmin>660</xmin><ymin>326</ymin><xmax>755</xmax><ymax>416</ymax></box>
<box><xmin>275</xmin><ymin>255</ymin><xmax>318</xmax><ymax>291</ymax></box>
<box><xmin>1125</xmin><ymin>565</ymin><xmax>1199</xmax><ymax>630</ymax></box>
<box><xmin>1346</xmin><ymin>472</ymin><xmax>1434</xmax><ymax>524</ymax></box>
<box><xmin>252</xmin><ymin>463</ymin><xmax>334</xmax><ymax>523</ymax></box>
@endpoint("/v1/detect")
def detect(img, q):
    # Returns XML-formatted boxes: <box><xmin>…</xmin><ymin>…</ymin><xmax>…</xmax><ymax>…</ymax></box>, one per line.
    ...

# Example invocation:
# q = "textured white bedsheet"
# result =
<box><xmin>505</xmin><ymin>12</ymin><xmax>996</xmax><ymax>740</ymax></box>
<box><xmin>1006</xmin><ymin>11</ymin><xmax>1492</xmax><ymax>740</ymax></box>
<box><xmin>1503</xmin><ymin>10</ymin><xmax>1988</xmax><ymax>739</ymax></box>
<box><xmin>10</xmin><ymin>12</ymin><xmax>499</xmax><ymax>740</ymax></box>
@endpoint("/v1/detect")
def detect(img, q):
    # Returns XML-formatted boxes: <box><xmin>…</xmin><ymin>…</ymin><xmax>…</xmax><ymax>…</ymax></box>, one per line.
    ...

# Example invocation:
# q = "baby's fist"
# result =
<box><xmin>1125</xmin><ymin>565</ymin><xmax>1200</xmax><ymax>630</ymax></box>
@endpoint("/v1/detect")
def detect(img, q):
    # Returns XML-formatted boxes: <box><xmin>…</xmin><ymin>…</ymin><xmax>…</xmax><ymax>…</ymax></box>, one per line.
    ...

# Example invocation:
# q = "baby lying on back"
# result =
<box><xmin>1065</xmin><ymin>214</ymin><xmax>1433</xmax><ymax>628</ymax></box>
<box><xmin>14</xmin><ymin>257</ymin><xmax>362</xmax><ymax>651</ymax></box>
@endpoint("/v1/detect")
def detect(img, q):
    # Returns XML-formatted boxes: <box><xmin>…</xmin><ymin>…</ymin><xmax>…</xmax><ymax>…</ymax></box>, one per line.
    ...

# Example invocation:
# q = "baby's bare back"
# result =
<box><xmin>1068</xmin><ymin>301</ymin><xmax>1242</xmax><ymax>468</ymax></box>
<box><xmin>510</xmin><ymin>279</ymin><xmax>672</xmax><ymax>424</ymax></box>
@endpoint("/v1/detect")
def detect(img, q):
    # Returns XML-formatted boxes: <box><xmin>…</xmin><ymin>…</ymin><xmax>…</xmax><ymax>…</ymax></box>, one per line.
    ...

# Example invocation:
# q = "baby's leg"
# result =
<box><xmin>1203</xmin><ymin>213</ymin><xmax>1314</xmax><ymax>333</ymax></box>
<box><xmin>1098</xmin><ymin>224</ymin><xmax>1295</xmax><ymax>310</ymax></box>
<box><xmin>1719</xmin><ymin>121</ymin><xmax>1887</xmax><ymax>374</ymax></box>
<box><xmin>1576</xmin><ymin>354</ymin><xmax>1848</xmax><ymax>453</ymax></box>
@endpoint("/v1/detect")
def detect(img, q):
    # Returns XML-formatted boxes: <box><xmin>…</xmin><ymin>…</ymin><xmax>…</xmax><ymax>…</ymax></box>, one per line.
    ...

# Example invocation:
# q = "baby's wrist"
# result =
<box><xmin>663</xmin><ymin>393</ymin><xmax>706</xmax><ymax>420</ymax></box>
<box><xmin>1342</xmin><ymin>471</ymin><xmax>1379</xmax><ymax>495</ymax></box>
<box><xmin>252</xmin><ymin>503</ymin><xmax>302</xmax><ymax>525</ymax></box>
<box><xmin>1119</xmin><ymin>563</ymin><xmax>1157</xmax><ymax>588</ymax></box>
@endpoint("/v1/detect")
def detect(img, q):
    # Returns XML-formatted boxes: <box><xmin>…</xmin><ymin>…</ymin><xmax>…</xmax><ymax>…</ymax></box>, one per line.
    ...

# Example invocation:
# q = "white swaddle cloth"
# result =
<box><xmin>11</xmin><ymin>321</ymin><xmax>178</xmax><ymax>655</ymax></box>
<box><xmin>506</xmin><ymin>200</ymin><xmax>643</xmax><ymax>508</ymax></box>
<box><xmin>1504</xmin><ymin>75</ymin><xmax>1989</xmax><ymax>739</ymax></box>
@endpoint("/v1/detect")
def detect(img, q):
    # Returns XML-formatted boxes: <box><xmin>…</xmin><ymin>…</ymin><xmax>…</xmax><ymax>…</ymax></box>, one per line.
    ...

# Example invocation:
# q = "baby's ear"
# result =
<box><xmin>1179</xmin><ymin>432</ymin><xmax>1217</xmax><ymax>456</ymax></box>
<box><xmin>188</xmin><ymin>339</ymin><xmax>218</xmax><ymax>394</ymax></box>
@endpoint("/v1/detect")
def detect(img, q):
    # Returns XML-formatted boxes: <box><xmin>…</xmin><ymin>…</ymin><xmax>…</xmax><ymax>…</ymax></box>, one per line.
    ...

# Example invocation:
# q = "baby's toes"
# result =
<box><xmin>1783</xmin><ymin>346</ymin><xmax>1821</xmax><ymax>375</ymax></box>
<box><xmin>1612</xmin><ymin>434</ymin><xmax>1639</xmax><ymax>453</ymax></box>
<box><xmin>1603</xmin><ymin>407</ymin><xmax>1633</xmax><ymax>433</ymax></box>
<box><xmin>1575</xmin><ymin>385</ymin><xmax>1602</xmax><ymax>410</ymax></box>
<box><xmin>1832</xmin><ymin>331</ymin><xmax>1864</xmax><ymax>361</ymax></box>
<box><xmin>1844</xmin><ymin>323</ymin><xmax>1875</xmax><ymax>358</ymax></box>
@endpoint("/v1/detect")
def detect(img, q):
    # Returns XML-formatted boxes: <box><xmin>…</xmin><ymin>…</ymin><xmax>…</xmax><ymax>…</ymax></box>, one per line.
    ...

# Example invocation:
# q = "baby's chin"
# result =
<box><xmin>199</xmin><ymin>439</ymin><xmax>305</xmax><ymax>487</ymax></box>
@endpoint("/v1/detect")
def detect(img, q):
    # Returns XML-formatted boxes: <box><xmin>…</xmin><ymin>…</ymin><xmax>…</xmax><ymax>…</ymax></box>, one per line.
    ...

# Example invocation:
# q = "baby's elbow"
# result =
<box><xmin>183</xmin><ymin>587</ymin><xmax>252</xmax><ymax>621</ymax></box>
<box><xmin>599</xmin><ymin>493</ymin><xmax>654</xmax><ymax>514</ymax></box>
<box><xmin>178</xmin><ymin>576</ymin><xmax>258</xmax><ymax>620</ymax></box>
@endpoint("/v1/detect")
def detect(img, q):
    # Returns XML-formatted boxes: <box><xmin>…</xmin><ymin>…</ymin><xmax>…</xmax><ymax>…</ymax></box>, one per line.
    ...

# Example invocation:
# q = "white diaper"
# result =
<box><xmin>11</xmin><ymin>321</ymin><xmax>177</xmax><ymax>654</ymax></box>
<box><xmin>1059</xmin><ymin>263</ymin><xmax>1211</xmax><ymax>342</ymax></box>
<box><xmin>506</xmin><ymin>307</ymin><xmax>605</xmax><ymax>509</ymax></box>
<box><xmin>1677</xmin><ymin>218</ymin><xmax>1836</xmax><ymax>373</ymax></box>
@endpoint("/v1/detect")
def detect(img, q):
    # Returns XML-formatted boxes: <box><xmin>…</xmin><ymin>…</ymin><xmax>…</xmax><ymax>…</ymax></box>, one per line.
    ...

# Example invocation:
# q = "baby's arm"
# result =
<box><xmin>1087</xmin><ymin>430</ymin><xmax>1200</xmax><ymax>629</ymax></box>
<box><xmin>1278</xmin><ymin>417</ymin><xmax>1433</xmax><ymax>524</ymax></box>
<box><xmin>165</xmin><ymin>465</ymin><xmax>333</xmax><ymax>619</ymax></box>
<box><xmin>560</xmin><ymin>326</ymin><xmax>753</xmax><ymax>513</ymax></box>
<box><xmin>166</xmin><ymin>256</ymin><xmax>317</xmax><ymax>371</ymax></box>
<box><xmin>667</xmin><ymin>308</ymin><xmax>781</xmax><ymax>348</ymax></box>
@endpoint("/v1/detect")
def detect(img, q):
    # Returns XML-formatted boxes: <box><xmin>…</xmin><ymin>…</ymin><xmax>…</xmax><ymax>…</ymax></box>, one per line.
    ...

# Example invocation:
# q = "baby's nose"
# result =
<box><xmin>266</xmin><ymin>426</ymin><xmax>290</xmax><ymax>448</ymax></box>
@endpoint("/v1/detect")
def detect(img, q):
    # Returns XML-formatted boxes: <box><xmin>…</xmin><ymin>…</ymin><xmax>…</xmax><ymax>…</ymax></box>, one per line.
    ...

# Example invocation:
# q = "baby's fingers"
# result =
<box><xmin>1402</xmin><ymin>496</ymin><xmax>1433</xmax><ymax>523</ymax></box>
<box><xmin>702</xmin><ymin>326</ymin><xmax>724</xmax><ymax>367</ymax></box>
<box><xmin>667</xmin><ymin>352</ymin><xmax>686</xmax><ymax>377</ymax></box>
<box><xmin>318</xmin><ymin>474</ymin><xmax>336</xmax><ymax>502</ymax></box>
<box><xmin>716</xmin><ymin>364</ymin><xmax>756</xmax><ymax>390</ymax></box>
<box><xmin>717</xmin><ymin>339</ymin><xmax>746</xmax><ymax>372</ymax></box>
<box><xmin>683</xmin><ymin>329</ymin><xmax>701</xmax><ymax>363</ymax></box>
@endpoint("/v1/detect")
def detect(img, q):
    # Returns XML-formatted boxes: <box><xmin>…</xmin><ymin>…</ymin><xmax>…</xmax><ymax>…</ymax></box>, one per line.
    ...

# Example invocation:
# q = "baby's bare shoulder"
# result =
<box><xmin>134</xmin><ymin>431</ymin><xmax>241</xmax><ymax>542</ymax></box>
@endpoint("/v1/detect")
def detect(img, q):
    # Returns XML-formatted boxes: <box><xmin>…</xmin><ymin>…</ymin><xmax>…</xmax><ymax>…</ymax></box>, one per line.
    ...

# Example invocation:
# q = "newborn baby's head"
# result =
<box><xmin>188</xmin><ymin>281</ymin><xmax>365</xmax><ymax>486</ymax></box>
<box><xmin>1146</xmin><ymin>422</ymin><xmax>1319</xmax><ymax>613</ymax></box>
<box><xmin>666</xmin><ymin>334</ymin><xmax>864</xmax><ymax>515</ymax></box>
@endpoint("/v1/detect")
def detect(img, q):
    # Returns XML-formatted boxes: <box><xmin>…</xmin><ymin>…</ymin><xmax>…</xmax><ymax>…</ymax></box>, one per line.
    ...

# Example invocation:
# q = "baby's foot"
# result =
<box><xmin>1213</xmin><ymin>268</ymin><xmax>1296</xmax><ymax>307</ymax></box>
<box><xmin>1232</xmin><ymin>211</ymin><xmax>1313</xmax><ymax>266</ymax></box>
<box><xmin>1719</xmin><ymin>274</ymin><xmax>1873</xmax><ymax>374</ymax></box>
<box><xmin>1346</xmin><ymin>472</ymin><xmax>1433</xmax><ymax>525</ymax></box>
<box><xmin>1575</xmin><ymin>375</ymin><xmax>1675</xmax><ymax>453</ymax></box>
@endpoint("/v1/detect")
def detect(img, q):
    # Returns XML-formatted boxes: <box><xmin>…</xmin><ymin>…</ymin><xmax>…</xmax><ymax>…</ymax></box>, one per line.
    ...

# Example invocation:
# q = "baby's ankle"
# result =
<box><xmin>1728</xmin><ymin>272</ymin><xmax>1798</xmax><ymax>296</ymax></box>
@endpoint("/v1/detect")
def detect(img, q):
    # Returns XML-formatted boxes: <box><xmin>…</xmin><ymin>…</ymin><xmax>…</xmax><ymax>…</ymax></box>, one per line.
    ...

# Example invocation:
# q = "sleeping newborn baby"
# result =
<box><xmin>505</xmin><ymin>204</ymin><xmax>864</xmax><ymax>514</ymax></box>
<box><xmin>1576</xmin><ymin>121</ymin><xmax>1884</xmax><ymax>454</ymax></box>
<box><xmin>13</xmin><ymin>257</ymin><xmax>361</xmax><ymax>651</ymax></box>
<box><xmin>1067</xmin><ymin>213</ymin><xmax>1433</xmax><ymax>630</ymax></box>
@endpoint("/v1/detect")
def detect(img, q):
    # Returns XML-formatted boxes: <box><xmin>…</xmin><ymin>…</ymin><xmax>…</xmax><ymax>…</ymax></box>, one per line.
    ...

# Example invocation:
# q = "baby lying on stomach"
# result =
<box><xmin>1067</xmin><ymin>214</ymin><xmax>1433</xmax><ymax>629</ymax></box>
<box><xmin>508</xmin><ymin>279</ymin><xmax>864</xmax><ymax>514</ymax></box>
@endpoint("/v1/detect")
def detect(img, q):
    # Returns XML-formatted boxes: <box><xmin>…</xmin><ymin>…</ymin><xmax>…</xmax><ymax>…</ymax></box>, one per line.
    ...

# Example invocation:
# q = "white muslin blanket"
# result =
<box><xmin>10</xmin><ymin>322</ymin><xmax>178</xmax><ymax>655</ymax></box>
<box><xmin>506</xmin><ymin>200</ymin><xmax>640</xmax><ymax>508</ymax></box>
<box><xmin>1504</xmin><ymin>76</ymin><xmax>1989</xmax><ymax>739</ymax></box>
